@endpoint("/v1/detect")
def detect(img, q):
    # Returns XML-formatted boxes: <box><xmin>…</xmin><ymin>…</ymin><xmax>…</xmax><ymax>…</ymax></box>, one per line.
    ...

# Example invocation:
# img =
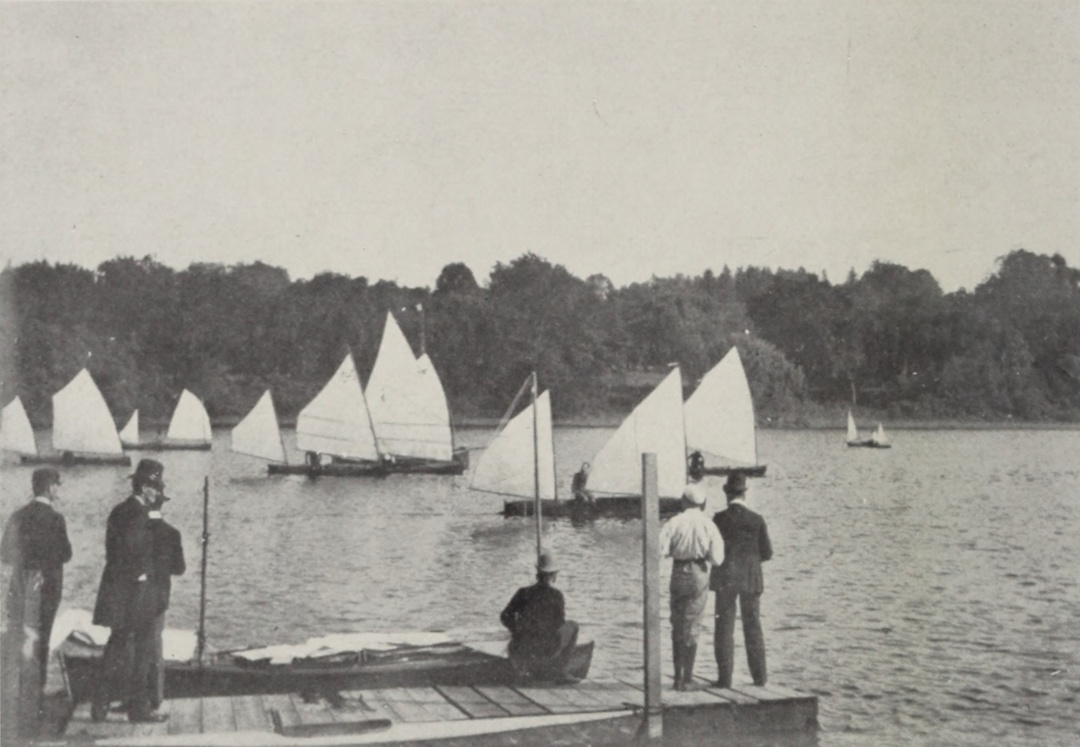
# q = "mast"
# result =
<box><xmin>196</xmin><ymin>476</ymin><xmax>210</xmax><ymax>666</ymax></box>
<box><xmin>418</xmin><ymin>302</ymin><xmax>426</xmax><ymax>356</ymax></box>
<box><xmin>531</xmin><ymin>371</ymin><xmax>542</xmax><ymax>563</ymax></box>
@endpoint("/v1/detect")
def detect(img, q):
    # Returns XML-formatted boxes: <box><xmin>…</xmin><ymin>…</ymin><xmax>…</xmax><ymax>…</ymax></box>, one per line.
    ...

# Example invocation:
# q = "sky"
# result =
<box><xmin>2</xmin><ymin>1</ymin><xmax>1078</xmax><ymax>293</ymax></box>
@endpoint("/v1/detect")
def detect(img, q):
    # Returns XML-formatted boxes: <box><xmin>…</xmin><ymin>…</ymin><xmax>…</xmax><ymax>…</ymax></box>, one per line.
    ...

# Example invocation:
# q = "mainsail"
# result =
<box><xmin>1</xmin><ymin>396</ymin><xmax>37</xmax><ymax>455</ymax></box>
<box><xmin>51</xmin><ymin>369</ymin><xmax>123</xmax><ymax>455</ymax></box>
<box><xmin>166</xmin><ymin>390</ymin><xmax>212</xmax><ymax>443</ymax></box>
<box><xmin>297</xmin><ymin>353</ymin><xmax>379</xmax><ymax>461</ymax></box>
<box><xmin>871</xmin><ymin>423</ymin><xmax>889</xmax><ymax>446</ymax></box>
<box><xmin>684</xmin><ymin>346</ymin><xmax>758</xmax><ymax>469</ymax></box>
<box><xmin>471</xmin><ymin>390</ymin><xmax>555</xmax><ymax>500</ymax></box>
<box><xmin>119</xmin><ymin>410</ymin><xmax>139</xmax><ymax>445</ymax></box>
<box><xmin>846</xmin><ymin>411</ymin><xmax>859</xmax><ymax>443</ymax></box>
<box><xmin>231</xmin><ymin>390</ymin><xmax>286</xmax><ymax>463</ymax></box>
<box><xmin>366</xmin><ymin>312</ymin><xmax>453</xmax><ymax>461</ymax></box>
<box><xmin>588</xmin><ymin>367</ymin><xmax>687</xmax><ymax>498</ymax></box>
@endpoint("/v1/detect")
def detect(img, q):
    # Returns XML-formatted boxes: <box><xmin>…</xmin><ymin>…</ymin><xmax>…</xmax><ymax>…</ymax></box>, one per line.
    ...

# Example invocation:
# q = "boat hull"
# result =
<box><xmin>846</xmin><ymin>441</ymin><xmax>891</xmax><ymax>449</ymax></box>
<box><xmin>699</xmin><ymin>464</ymin><xmax>768</xmax><ymax>477</ymax></box>
<box><xmin>123</xmin><ymin>440</ymin><xmax>213</xmax><ymax>451</ymax></box>
<box><xmin>268</xmin><ymin>448</ymin><xmax>469</xmax><ymax>477</ymax></box>
<box><xmin>59</xmin><ymin>640</ymin><xmax>594</xmax><ymax>703</ymax></box>
<box><xmin>20</xmin><ymin>453</ymin><xmax>131</xmax><ymax>466</ymax></box>
<box><xmin>503</xmin><ymin>496</ymin><xmax>684</xmax><ymax>519</ymax></box>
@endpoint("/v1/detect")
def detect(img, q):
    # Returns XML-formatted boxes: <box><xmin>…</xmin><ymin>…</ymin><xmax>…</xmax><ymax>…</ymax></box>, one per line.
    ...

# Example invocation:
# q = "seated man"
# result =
<box><xmin>571</xmin><ymin>462</ymin><xmax>594</xmax><ymax>506</ymax></box>
<box><xmin>500</xmin><ymin>551</ymin><xmax>579</xmax><ymax>682</ymax></box>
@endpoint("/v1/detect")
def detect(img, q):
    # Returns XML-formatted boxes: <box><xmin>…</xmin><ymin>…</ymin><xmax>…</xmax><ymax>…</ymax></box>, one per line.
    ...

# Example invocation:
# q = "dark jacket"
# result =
<box><xmin>710</xmin><ymin>502</ymin><xmax>773</xmax><ymax>594</ymax></box>
<box><xmin>93</xmin><ymin>495</ymin><xmax>155</xmax><ymax>629</ymax></box>
<box><xmin>500</xmin><ymin>583</ymin><xmax>565</xmax><ymax>658</ymax></box>
<box><xmin>148</xmin><ymin>518</ymin><xmax>185</xmax><ymax>617</ymax></box>
<box><xmin>1</xmin><ymin>500</ymin><xmax>72</xmax><ymax>623</ymax></box>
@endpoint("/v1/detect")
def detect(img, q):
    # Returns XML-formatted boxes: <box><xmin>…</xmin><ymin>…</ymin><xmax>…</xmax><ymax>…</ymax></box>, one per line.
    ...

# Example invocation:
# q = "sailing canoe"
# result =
<box><xmin>22</xmin><ymin>369</ymin><xmax>130</xmax><ymax>466</ymax></box>
<box><xmin>846</xmin><ymin>411</ymin><xmax>892</xmax><ymax>448</ymax></box>
<box><xmin>684</xmin><ymin>347</ymin><xmax>766</xmax><ymax>477</ymax></box>
<box><xmin>471</xmin><ymin>390</ymin><xmax>557</xmax><ymax>511</ymax></box>
<box><xmin>231</xmin><ymin>390</ymin><xmax>286</xmax><ymax>463</ymax></box>
<box><xmin>128</xmin><ymin>389</ymin><xmax>213</xmax><ymax>450</ymax></box>
<box><xmin>1</xmin><ymin>396</ymin><xmax>38</xmax><ymax>456</ymax></box>
<box><xmin>119</xmin><ymin>409</ymin><xmax>139</xmax><ymax>447</ymax></box>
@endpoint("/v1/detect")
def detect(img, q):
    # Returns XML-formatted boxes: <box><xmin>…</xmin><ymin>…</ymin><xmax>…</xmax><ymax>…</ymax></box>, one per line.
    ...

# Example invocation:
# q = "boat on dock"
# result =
<box><xmin>846</xmin><ymin>410</ymin><xmax>891</xmax><ymax>448</ymax></box>
<box><xmin>685</xmin><ymin>346</ymin><xmax>767</xmax><ymax>478</ymax></box>
<box><xmin>125</xmin><ymin>389</ymin><xmax>213</xmax><ymax>451</ymax></box>
<box><xmin>17</xmin><ymin>369</ymin><xmax>131</xmax><ymax>466</ymax></box>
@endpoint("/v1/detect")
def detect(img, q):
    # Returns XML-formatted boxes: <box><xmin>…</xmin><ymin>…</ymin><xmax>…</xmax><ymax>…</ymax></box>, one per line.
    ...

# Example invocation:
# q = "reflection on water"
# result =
<box><xmin>2</xmin><ymin>427</ymin><xmax>1078</xmax><ymax>746</ymax></box>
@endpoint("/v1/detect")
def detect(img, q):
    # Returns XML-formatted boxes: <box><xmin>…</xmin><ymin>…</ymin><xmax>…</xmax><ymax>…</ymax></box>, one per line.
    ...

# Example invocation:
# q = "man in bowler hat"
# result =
<box><xmin>146</xmin><ymin>488</ymin><xmax>184</xmax><ymax>711</ymax></box>
<box><xmin>710</xmin><ymin>472</ymin><xmax>773</xmax><ymax>687</ymax></box>
<box><xmin>92</xmin><ymin>459</ymin><xmax>169</xmax><ymax>723</ymax></box>
<box><xmin>500</xmin><ymin>551</ymin><xmax>580</xmax><ymax>682</ymax></box>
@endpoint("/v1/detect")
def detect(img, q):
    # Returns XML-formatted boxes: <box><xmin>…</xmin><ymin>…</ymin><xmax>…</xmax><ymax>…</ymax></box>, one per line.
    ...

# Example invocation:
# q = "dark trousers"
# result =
<box><xmin>509</xmin><ymin>621</ymin><xmax>579</xmax><ymax>680</ymax></box>
<box><xmin>95</xmin><ymin>618</ymin><xmax>156</xmax><ymax>718</ymax></box>
<box><xmin>148</xmin><ymin>613</ymin><xmax>166</xmax><ymax>710</ymax></box>
<box><xmin>714</xmin><ymin>588</ymin><xmax>766</xmax><ymax>687</ymax></box>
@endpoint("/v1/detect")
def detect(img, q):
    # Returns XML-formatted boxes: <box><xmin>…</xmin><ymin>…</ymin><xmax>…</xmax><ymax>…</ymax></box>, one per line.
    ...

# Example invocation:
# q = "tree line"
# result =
<box><xmin>1</xmin><ymin>249</ymin><xmax>1078</xmax><ymax>428</ymax></box>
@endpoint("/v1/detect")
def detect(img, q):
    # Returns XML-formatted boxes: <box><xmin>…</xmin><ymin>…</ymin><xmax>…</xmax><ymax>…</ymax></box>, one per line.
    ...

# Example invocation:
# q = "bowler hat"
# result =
<box><xmin>32</xmin><ymin>468</ymin><xmax>61</xmax><ymax>496</ymax></box>
<box><xmin>723</xmin><ymin>472</ymin><xmax>747</xmax><ymax>496</ymax></box>
<box><xmin>536</xmin><ymin>550</ymin><xmax>559</xmax><ymax>574</ymax></box>
<box><xmin>130</xmin><ymin>458</ymin><xmax>165</xmax><ymax>490</ymax></box>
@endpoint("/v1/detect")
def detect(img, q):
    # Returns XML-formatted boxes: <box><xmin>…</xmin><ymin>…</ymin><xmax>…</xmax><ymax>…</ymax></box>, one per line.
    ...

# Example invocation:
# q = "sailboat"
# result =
<box><xmin>363</xmin><ymin>312</ymin><xmax>468</xmax><ymax>473</ymax></box>
<box><xmin>119</xmin><ymin>409</ymin><xmax>139</xmax><ymax>448</ymax></box>
<box><xmin>129</xmin><ymin>389</ymin><xmax>213</xmax><ymax>450</ymax></box>
<box><xmin>230</xmin><ymin>389</ymin><xmax>286</xmax><ymax>464</ymax></box>
<box><xmin>1</xmin><ymin>396</ymin><xmax>38</xmax><ymax>457</ymax></box>
<box><xmin>684</xmin><ymin>346</ymin><xmax>767</xmax><ymax>477</ymax></box>
<box><xmin>846</xmin><ymin>410</ymin><xmax>891</xmax><ymax>448</ymax></box>
<box><xmin>21</xmin><ymin>369</ymin><xmax>130</xmax><ymax>466</ymax></box>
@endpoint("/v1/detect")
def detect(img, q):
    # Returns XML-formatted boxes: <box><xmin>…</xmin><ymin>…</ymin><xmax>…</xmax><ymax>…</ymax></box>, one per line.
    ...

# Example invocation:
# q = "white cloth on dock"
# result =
<box><xmin>51</xmin><ymin>608</ymin><xmax>198</xmax><ymax>661</ymax></box>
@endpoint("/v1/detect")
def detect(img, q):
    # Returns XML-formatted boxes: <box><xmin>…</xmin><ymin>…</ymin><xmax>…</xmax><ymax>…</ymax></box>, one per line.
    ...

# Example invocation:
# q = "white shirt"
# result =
<box><xmin>659</xmin><ymin>508</ymin><xmax>724</xmax><ymax>565</ymax></box>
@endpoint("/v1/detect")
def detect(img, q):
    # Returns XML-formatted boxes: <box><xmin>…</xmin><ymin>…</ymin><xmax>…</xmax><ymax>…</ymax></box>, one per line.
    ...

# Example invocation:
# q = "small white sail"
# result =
<box><xmin>166</xmin><ymin>389</ymin><xmax>213</xmax><ymax>443</ymax></box>
<box><xmin>871</xmin><ymin>423</ymin><xmax>889</xmax><ymax>446</ymax></box>
<box><xmin>366</xmin><ymin>312</ymin><xmax>453</xmax><ymax>461</ymax></box>
<box><xmin>119</xmin><ymin>410</ymin><xmax>139</xmax><ymax>445</ymax></box>
<box><xmin>51</xmin><ymin>369</ymin><xmax>123</xmax><ymax>455</ymax></box>
<box><xmin>231</xmin><ymin>390</ymin><xmax>285</xmax><ymax>463</ymax></box>
<box><xmin>1</xmin><ymin>396</ymin><xmax>38</xmax><ymax>455</ymax></box>
<box><xmin>846</xmin><ymin>410</ymin><xmax>859</xmax><ymax>443</ymax></box>
<box><xmin>414</xmin><ymin>353</ymin><xmax>455</xmax><ymax>460</ymax></box>
<box><xmin>297</xmin><ymin>353</ymin><xmax>380</xmax><ymax>461</ymax></box>
<box><xmin>589</xmin><ymin>367</ymin><xmax>687</xmax><ymax>498</ymax></box>
<box><xmin>685</xmin><ymin>347</ymin><xmax>758</xmax><ymax>469</ymax></box>
<box><xmin>471</xmin><ymin>390</ymin><xmax>555</xmax><ymax>500</ymax></box>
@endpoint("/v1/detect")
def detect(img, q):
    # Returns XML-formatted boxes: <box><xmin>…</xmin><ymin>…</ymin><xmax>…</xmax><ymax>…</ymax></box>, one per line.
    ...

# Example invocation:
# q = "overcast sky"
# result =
<box><xmin>2</xmin><ymin>1</ymin><xmax>1077</xmax><ymax>292</ymax></box>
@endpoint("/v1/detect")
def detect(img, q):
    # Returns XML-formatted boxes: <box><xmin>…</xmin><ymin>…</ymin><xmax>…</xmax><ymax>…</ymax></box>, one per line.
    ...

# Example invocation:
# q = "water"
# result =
<box><xmin>2</xmin><ymin>428</ymin><xmax>1078</xmax><ymax>746</ymax></box>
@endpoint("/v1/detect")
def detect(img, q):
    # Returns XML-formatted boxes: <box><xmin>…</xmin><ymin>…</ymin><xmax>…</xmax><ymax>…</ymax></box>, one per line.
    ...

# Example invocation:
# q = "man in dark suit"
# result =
<box><xmin>1</xmin><ymin>468</ymin><xmax>72</xmax><ymax>736</ymax></box>
<box><xmin>710</xmin><ymin>472</ymin><xmax>773</xmax><ymax>688</ymax></box>
<box><xmin>500</xmin><ymin>551</ymin><xmax>580</xmax><ymax>683</ymax></box>
<box><xmin>146</xmin><ymin>491</ymin><xmax>184</xmax><ymax>710</ymax></box>
<box><xmin>91</xmin><ymin>459</ymin><xmax>168</xmax><ymax>723</ymax></box>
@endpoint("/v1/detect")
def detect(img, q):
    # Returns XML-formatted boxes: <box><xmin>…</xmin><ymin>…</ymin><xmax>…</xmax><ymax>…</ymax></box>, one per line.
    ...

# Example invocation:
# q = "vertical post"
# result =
<box><xmin>641</xmin><ymin>453</ymin><xmax>663</xmax><ymax>739</ymax></box>
<box><xmin>417</xmin><ymin>302</ymin><xmax>426</xmax><ymax>356</ymax></box>
<box><xmin>531</xmin><ymin>372</ymin><xmax>542</xmax><ymax>564</ymax></box>
<box><xmin>196</xmin><ymin>476</ymin><xmax>210</xmax><ymax>666</ymax></box>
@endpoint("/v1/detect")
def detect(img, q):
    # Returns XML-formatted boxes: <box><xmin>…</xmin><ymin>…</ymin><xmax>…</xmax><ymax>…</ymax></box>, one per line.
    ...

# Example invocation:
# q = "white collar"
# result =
<box><xmin>33</xmin><ymin>495</ymin><xmax>53</xmax><ymax>507</ymax></box>
<box><xmin>148</xmin><ymin>510</ymin><xmax>162</xmax><ymax>519</ymax></box>
<box><xmin>728</xmin><ymin>496</ymin><xmax>746</xmax><ymax>506</ymax></box>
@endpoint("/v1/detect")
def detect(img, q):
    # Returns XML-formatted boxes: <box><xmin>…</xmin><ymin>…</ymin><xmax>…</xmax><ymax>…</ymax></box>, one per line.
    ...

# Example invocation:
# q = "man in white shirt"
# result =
<box><xmin>659</xmin><ymin>482</ymin><xmax>724</xmax><ymax>690</ymax></box>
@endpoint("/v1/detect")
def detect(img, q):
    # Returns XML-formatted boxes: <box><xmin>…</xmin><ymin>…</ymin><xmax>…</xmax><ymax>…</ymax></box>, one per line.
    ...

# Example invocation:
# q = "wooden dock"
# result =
<box><xmin>63</xmin><ymin>675</ymin><xmax>817</xmax><ymax>745</ymax></box>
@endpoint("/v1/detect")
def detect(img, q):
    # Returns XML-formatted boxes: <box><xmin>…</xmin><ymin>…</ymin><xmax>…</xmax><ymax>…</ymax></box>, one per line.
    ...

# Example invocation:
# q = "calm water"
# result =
<box><xmin>2</xmin><ymin>428</ymin><xmax>1078</xmax><ymax>746</ymax></box>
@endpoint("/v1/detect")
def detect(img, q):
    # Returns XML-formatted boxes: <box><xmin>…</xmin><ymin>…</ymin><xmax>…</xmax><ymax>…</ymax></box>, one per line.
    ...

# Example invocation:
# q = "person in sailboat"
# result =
<box><xmin>688</xmin><ymin>451</ymin><xmax>706</xmax><ymax>483</ymax></box>
<box><xmin>710</xmin><ymin>472</ymin><xmax>772</xmax><ymax>688</ymax></box>
<box><xmin>571</xmin><ymin>462</ymin><xmax>594</xmax><ymax>508</ymax></box>
<box><xmin>91</xmin><ymin>459</ymin><xmax>169</xmax><ymax>724</ymax></box>
<box><xmin>146</xmin><ymin>490</ymin><xmax>185</xmax><ymax>712</ymax></box>
<box><xmin>500</xmin><ymin>551</ymin><xmax>580</xmax><ymax>683</ymax></box>
<box><xmin>658</xmin><ymin>482</ymin><xmax>724</xmax><ymax>691</ymax></box>
<box><xmin>1</xmin><ymin>468</ymin><xmax>72</xmax><ymax>737</ymax></box>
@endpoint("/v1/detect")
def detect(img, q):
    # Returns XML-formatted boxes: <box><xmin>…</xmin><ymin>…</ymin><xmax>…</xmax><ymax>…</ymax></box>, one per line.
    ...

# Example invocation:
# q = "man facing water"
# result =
<box><xmin>146</xmin><ymin>490</ymin><xmax>185</xmax><ymax>711</ymax></box>
<box><xmin>500</xmin><ymin>551</ymin><xmax>580</xmax><ymax>683</ymax></box>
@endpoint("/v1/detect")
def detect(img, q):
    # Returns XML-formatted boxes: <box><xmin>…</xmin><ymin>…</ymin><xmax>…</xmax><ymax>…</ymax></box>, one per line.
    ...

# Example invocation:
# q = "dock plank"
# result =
<box><xmin>262</xmin><ymin>693</ymin><xmax>302</xmax><ymax>729</ymax></box>
<box><xmin>360</xmin><ymin>689</ymin><xmax>406</xmax><ymax>721</ymax></box>
<box><xmin>574</xmin><ymin>683</ymin><xmax>644</xmax><ymax>709</ymax></box>
<box><xmin>760</xmin><ymin>683</ymin><xmax>811</xmax><ymax>700</ymax></box>
<box><xmin>200</xmin><ymin>695</ymin><xmax>236</xmax><ymax>733</ymax></box>
<box><xmin>290</xmin><ymin>693</ymin><xmax>339</xmax><ymax>725</ymax></box>
<box><xmin>166</xmin><ymin>697</ymin><xmax>203</xmax><ymax>735</ymax></box>
<box><xmin>729</xmin><ymin>684</ymin><xmax>791</xmax><ymax>702</ymax></box>
<box><xmin>476</xmin><ymin>686</ymin><xmax>548</xmax><ymax>716</ymax></box>
<box><xmin>701</xmin><ymin>684</ymin><xmax>760</xmax><ymax>705</ymax></box>
<box><xmin>436</xmin><ymin>685</ymin><xmax>509</xmax><ymax>719</ymax></box>
<box><xmin>395</xmin><ymin>687</ymin><xmax>471</xmax><ymax>721</ymax></box>
<box><xmin>231</xmin><ymin>694</ymin><xmax>273</xmax><ymax>732</ymax></box>
<box><xmin>65</xmin><ymin>703</ymin><xmax>137</xmax><ymax>740</ymax></box>
<box><xmin>372</xmin><ymin>688</ymin><xmax>438</xmax><ymax>723</ymax></box>
<box><xmin>515</xmin><ymin>685</ymin><xmax>605</xmax><ymax>714</ymax></box>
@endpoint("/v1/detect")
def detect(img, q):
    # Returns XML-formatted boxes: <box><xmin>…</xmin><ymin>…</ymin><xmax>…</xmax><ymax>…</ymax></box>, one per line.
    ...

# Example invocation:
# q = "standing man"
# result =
<box><xmin>500</xmin><ymin>551</ymin><xmax>581</xmax><ymax>683</ymax></box>
<box><xmin>146</xmin><ymin>490</ymin><xmax>185</xmax><ymax>711</ymax></box>
<box><xmin>658</xmin><ymin>483</ymin><xmax>724</xmax><ymax>691</ymax></box>
<box><xmin>711</xmin><ymin>472</ymin><xmax>772</xmax><ymax>688</ymax></box>
<box><xmin>1</xmin><ymin>468</ymin><xmax>72</xmax><ymax>736</ymax></box>
<box><xmin>91</xmin><ymin>459</ymin><xmax>168</xmax><ymax>723</ymax></box>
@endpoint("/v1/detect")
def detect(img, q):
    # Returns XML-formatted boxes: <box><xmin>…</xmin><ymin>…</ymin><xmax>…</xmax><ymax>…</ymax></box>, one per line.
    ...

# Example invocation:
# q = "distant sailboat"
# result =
<box><xmin>846</xmin><ymin>410</ymin><xmax>891</xmax><ymax>448</ymax></box>
<box><xmin>684</xmin><ymin>346</ymin><xmax>766</xmax><ymax>477</ymax></box>
<box><xmin>472</xmin><ymin>388</ymin><xmax>556</xmax><ymax>510</ymax></box>
<box><xmin>231</xmin><ymin>390</ymin><xmax>286</xmax><ymax>463</ymax></box>
<box><xmin>119</xmin><ymin>410</ymin><xmax>139</xmax><ymax>447</ymax></box>
<box><xmin>21</xmin><ymin>369</ymin><xmax>130</xmax><ymax>466</ymax></box>
<box><xmin>1</xmin><ymin>396</ymin><xmax>38</xmax><ymax>456</ymax></box>
<box><xmin>130</xmin><ymin>389</ymin><xmax>213</xmax><ymax>451</ymax></box>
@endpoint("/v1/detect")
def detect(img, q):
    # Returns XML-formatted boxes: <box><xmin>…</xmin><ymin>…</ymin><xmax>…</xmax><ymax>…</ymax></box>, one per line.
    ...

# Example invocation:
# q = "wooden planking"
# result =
<box><xmin>231</xmin><ymin>694</ymin><xmax>273</xmax><ymax>732</ymax></box>
<box><xmin>475</xmin><ymin>686</ymin><xmax>549</xmax><ymax>716</ymax></box>
<box><xmin>728</xmin><ymin>684</ymin><xmax>793</xmax><ymax>702</ymax></box>
<box><xmin>358</xmin><ymin>689</ymin><xmax>406</xmax><ymax>722</ymax></box>
<box><xmin>372</xmin><ymin>688</ymin><xmax>442</xmax><ymax>723</ymax></box>
<box><xmin>701</xmin><ymin>683</ymin><xmax>760</xmax><ymax>705</ymax></box>
<box><xmin>339</xmin><ymin>690</ymin><xmax>381</xmax><ymax>714</ymax></box>
<box><xmin>289</xmin><ymin>692</ymin><xmax>338</xmax><ymax>726</ymax></box>
<box><xmin>262</xmin><ymin>693</ymin><xmax>302</xmax><ymax>729</ymax></box>
<box><xmin>398</xmin><ymin>687</ymin><xmax>471</xmax><ymax>721</ymax></box>
<box><xmin>130</xmin><ymin>700</ymin><xmax>173</xmax><ymax>739</ymax></box>
<box><xmin>574</xmin><ymin>682</ymin><xmax>645</xmax><ymax>709</ymax></box>
<box><xmin>200</xmin><ymin>695</ymin><xmax>236</xmax><ymax>733</ymax></box>
<box><xmin>65</xmin><ymin>703</ymin><xmax>137</xmax><ymax>740</ymax></box>
<box><xmin>166</xmin><ymin>697</ymin><xmax>203</xmax><ymax>736</ymax></box>
<box><xmin>436</xmin><ymin>685</ymin><xmax>509</xmax><ymax>719</ymax></box>
<box><xmin>515</xmin><ymin>685</ymin><xmax>608</xmax><ymax>714</ymax></box>
<box><xmin>760</xmin><ymin>683</ymin><xmax>810</xmax><ymax>700</ymax></box>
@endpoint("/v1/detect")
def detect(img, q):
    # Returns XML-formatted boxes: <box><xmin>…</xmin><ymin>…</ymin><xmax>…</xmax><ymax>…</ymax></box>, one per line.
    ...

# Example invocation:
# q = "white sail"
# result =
<box><xmin>846</xmin><ymin>410</ymin><xmax>859</xmax><ymax>443</ymax></box>
<box><xmin>871</xmin><ymin>423</ymin><xmax>889</xmax><ymax>445</ymax></box>
<box><xmin>51</xmin><ymin>369</ymin><xmax>123</xmax><ymax>455</ymax></box>
<box><xmin>589</xmin><ymin>367</ymin><xmax>687</xmax><ymax>498</ymax></box>
<box><xmin>231</xmin><ymin>390</ymin><xmax>286</xmax><ymax>463</ymax></box>
<box><xmin>297</xmin><ymin>353</ymin><xmax>379</xmax><ymax>461</ymax></box>
<box><xmin>471</xmin><ymin>390</ymin><xmax>555</xmax><ymax>500</ymax></box>
<box><xmin>1</xmin><ymin>396</ymin><xmax>38</xmax><ymax>455</ymax></box>
<box><xmin>684</xmin><ymin>347</ymin><xmax>758</xmax><ymax>468</ymax></box>
<box><xmin>166</xmin><ymin>389</ymin><xmax>213</xmax><ymax>443</ymax></box>
<box><xmin>366</xmin><ymin>312</ymin><xmax>453</xmax><ymax>461</ymax></box>
<box><xmin>119</xmin><ymin>410</ymin><xmax>139</xmax><ymax>445</ymax></box>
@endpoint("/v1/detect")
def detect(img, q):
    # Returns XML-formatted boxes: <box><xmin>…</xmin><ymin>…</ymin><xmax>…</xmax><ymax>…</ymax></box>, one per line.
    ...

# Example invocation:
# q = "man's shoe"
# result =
<box><xmin>129</xmin><ymin>711</ymin><xmax>168</xmax><ymax>723</ymax></box>
<box><xmin>713</xmin><ymin>679</ymin><xmax>731</xmax><ymax>689</ymax></box>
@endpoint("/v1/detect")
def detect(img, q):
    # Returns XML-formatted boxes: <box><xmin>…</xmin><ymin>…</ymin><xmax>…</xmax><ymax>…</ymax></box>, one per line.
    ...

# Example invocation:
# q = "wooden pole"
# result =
<box><xmin>196</xmin><ymin>476</ymin><xmax>210</xmax><ymax>666</ymax></box>
<box><xmin>531</xmin><ymin>372</ymin><xmax>542</xmax><ymax>564</ymax></box>
<box><xmin>641</xmin><ymin>452</ymin><xmax>663</xmax><ymax>739</ymax></box>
